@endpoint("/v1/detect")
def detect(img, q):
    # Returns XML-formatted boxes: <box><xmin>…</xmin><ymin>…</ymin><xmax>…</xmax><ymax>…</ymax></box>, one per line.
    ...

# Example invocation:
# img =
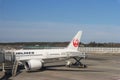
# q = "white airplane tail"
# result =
<box><xmin>67</xmin><ymin>31</ymin><xmax>82</xmax><ymax>50</ymax></box>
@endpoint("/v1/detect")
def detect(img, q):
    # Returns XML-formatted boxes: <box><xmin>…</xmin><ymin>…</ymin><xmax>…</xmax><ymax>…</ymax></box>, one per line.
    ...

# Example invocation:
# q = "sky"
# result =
<box><xmin>0</xmin><ymin>0</ymin><xmax>120</xmax><ymax>43</ymax></box>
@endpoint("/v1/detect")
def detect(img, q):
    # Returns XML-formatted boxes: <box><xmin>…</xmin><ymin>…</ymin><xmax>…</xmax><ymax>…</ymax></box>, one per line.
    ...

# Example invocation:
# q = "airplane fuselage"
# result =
<box><xmin>15</xmin><ymin>48</ymin><xmax>81</xmax><ymax>62</ymax></box>
<box><xmin>5</xmin><ymin>31</ymin><xmax>86</xmax><ymax>71</ymax></box>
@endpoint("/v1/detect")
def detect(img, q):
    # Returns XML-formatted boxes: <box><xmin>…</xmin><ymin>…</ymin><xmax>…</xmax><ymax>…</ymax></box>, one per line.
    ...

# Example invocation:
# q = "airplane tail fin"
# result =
<box><xmin>67</xmin><ymin>31</ymin><xmax>82</xmax><ymax>50</ymax></box>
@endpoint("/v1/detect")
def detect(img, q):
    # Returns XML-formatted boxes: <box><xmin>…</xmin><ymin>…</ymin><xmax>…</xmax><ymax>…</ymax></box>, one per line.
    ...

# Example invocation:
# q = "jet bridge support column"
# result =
<box><xmin>12</xmin><ymin>60</ymin><xmax>19</xmax><ymax>76</ymax></box>
<box><xmin>2</xmin><ymin>63</ymin><xmax>5</xmax><ymax>72</ymax></box>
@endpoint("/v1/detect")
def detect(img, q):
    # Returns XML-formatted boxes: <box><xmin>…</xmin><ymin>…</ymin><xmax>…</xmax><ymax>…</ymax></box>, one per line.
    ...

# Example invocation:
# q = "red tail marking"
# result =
<box><xmin>73</xmin><ymin>39</ymin><xmax>79</xmax><ymax>47</ymax></box>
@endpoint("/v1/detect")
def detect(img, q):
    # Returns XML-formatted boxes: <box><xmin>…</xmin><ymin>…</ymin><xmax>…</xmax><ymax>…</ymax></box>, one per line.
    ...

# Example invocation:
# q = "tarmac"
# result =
<box><xmin>0</xmin><ymin>53</ymin><xmax>120</xmax><ymax>80</ymax></box>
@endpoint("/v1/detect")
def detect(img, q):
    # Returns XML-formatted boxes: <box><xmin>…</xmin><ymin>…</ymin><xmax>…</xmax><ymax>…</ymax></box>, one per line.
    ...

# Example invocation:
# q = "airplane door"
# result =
<box><xmin>43</xmin><ymin>52</ymin><xmax>48</xmax><ymax>58</ymax></box>
<box><xmin>67</xmin><ymin>52</ymin><xmax>70</xmax><ymax>58</ymax></box>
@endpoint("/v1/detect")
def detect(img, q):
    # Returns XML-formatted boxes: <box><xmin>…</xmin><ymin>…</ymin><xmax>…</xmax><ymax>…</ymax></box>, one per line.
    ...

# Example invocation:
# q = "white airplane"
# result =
<box><xmin>11</xmin><ymin>31</ymin><xmax>86</xmax><ymax>71</ymax></box>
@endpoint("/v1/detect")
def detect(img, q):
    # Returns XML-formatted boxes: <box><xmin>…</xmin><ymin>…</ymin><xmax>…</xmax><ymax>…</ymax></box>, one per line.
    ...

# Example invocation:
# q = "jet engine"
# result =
<box><xmin>24</xmin><ymin>59</ymin><xmax>43</xmax><ymax>71</ymax></box>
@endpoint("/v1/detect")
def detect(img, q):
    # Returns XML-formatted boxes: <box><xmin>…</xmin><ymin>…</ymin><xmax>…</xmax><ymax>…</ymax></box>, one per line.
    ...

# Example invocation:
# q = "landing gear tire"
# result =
<box><xmin>78</xmin><ymin>64</ymin><xmax>87</xmax><ymax>68</ymax></box>
<box><xmin>83</xmin><ymin>64</ymin><xmax>87</xmax><ymax>68</ymax></box>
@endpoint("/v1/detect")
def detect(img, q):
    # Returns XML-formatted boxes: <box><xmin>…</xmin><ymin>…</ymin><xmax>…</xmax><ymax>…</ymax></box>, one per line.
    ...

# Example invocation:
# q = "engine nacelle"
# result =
<box><xmin>24</xmin><ymin>59</ymin><xmax>43</xmax><ymax>71</ymax></box>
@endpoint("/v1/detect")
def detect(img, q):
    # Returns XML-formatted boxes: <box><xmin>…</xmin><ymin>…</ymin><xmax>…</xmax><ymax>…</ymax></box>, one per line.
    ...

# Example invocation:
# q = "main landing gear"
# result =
<box><xmin>66</xmin><ymin>57</ymin><xmax>87</xmax><ymax>68</ymax></box>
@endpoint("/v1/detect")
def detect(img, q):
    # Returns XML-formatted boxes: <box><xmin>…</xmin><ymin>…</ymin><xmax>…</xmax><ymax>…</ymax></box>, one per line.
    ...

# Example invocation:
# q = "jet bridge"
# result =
<box><xmin>0</xmin><ymin>49</ymin><xmax>4</xmax><ymax>63</ymax></box>
<box><xmin>0</xmin><ymin>49</ymin><xmax>19</xmax><ymax>76</ymax></box>
<box><xmin>4</xmin><ymin>50</ymin><xmax>15</xmax><ymax>63</ymax></box>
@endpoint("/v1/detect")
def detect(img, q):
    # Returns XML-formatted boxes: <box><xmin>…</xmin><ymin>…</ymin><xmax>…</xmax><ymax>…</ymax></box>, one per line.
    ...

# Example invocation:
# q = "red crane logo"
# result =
<box><xmin>73</xmin><ymin>39</ymin><xmax>79</xmax><ymax>47</ymax></box>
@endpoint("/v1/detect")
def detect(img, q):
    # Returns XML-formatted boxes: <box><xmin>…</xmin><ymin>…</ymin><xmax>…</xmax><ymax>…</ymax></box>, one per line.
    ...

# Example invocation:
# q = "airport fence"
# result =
<box><xmin>79</xmin><ymin>47</ymin><xmax>120</xmax><ymax>54</ymax></box>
